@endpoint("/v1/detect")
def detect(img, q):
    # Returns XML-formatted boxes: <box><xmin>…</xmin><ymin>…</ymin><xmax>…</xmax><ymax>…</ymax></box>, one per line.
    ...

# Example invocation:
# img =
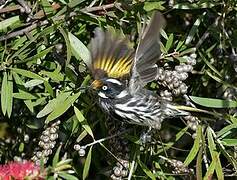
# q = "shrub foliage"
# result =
<box><xmin>0</xmin><ymin>0</ymin><xmax>237</xmax><ymax>179</ymax></box>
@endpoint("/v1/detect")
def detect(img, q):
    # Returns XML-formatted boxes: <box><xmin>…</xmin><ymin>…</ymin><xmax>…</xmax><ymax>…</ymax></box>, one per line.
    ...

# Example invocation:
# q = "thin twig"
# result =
<box><xmin>0</xmin><ymin>0</ymin><xmax>9</xmax><ymax>9</ymax></box>
<box><xmin>161</xmin><ymin>51</ymin><xmax>179</xmax><ymax>59</ymax></box>
<box><xmin>83</xmin><ymin>128</ymin><xmax>131</xmax><ymax>149</ymax></box>
<box><xmin>128</xmin><ymin>158</ymin><xmax>136</xmax><ymax>180</ymax></box>
<box><xmin>0</xmin><ymin>2</ymin><xmax>121</xmax><ymax>41</ymax></box>
<box><xmin>80</xmin><ymin>2</ymin><xmax>121</xmax><ymax>13</ymax></box>
<box><xmin>16</xmin><ymin>0</ymin><xmax>31</xmax><ymax>13</ymax></box>
<box><xmin>0</xmin><ymin>5</ymin><xmax>21</xmax><ymax>13</ymax></box>
<box><xmin>0</xmin><ymin>20</ymin><xmax>49</xmax><ymax>41</ymax></box>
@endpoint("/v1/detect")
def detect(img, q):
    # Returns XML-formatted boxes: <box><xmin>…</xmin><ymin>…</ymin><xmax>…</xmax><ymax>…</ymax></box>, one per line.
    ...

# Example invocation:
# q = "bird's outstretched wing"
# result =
<box><xmin>129</xmin><ymin>12</ymin><xmax>165</xmax><ymax>94</ymax></box>
<box><xmin>89</xmin><ymin>28</ymin><xmax>134</xmax><ymax>80</ymax></box>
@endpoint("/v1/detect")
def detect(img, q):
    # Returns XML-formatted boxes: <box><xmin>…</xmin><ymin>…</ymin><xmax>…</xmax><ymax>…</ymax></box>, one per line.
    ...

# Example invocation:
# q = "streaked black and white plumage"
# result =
<box><xmin>88</xmin><ymin>12</ymin><xmax>189</xmax><ymax>129</ymax></box>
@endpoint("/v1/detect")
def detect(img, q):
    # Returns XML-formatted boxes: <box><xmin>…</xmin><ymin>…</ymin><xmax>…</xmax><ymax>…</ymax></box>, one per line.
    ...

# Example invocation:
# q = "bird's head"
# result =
<box><xmin>90</xmin><ymin>78</ymin><xmax>126</xmax><ymax>99</ymax></box>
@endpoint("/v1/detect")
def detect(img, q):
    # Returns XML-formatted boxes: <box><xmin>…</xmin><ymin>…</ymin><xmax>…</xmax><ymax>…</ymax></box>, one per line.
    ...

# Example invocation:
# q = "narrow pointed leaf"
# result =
<box><xmin>83</xmin><ymin>146</ymin><xmax>92</xmax><ymax>180</ymax></box>
<box><xmin>74</xmin><ymin>106</ymin><xmax>94</xmax><ymax>138</ymax></box>
<box><xmin>189</xmin><ymin>96</ymin><xmax>237</xmax><ymax>108</ymax></box>
<box><xmin>11</xmin><ymin>68</ymin><xmax>44</xmax><ymax>80</ymax></box>
<box><xmin>24</xmin><ymin>79</ymin><xmax>44</xmax><ymax>88</ymax></box>
<box><xmin>138</xmin><ymin>159</ymin><xmax>156</xmax><ymax>180</ymax></box>
<box><xmin>1</xmin><ymin>72</ymin><xmax>8</xmax><ymax>115</ymax></box>
<box><xmin>68</xmin><ymin>32</ymin><xmax>91</xmax><ymax>66</ymax></box>
<box><xmin>7</xmin><ymin>73</ymin><xmax>13</xmax><ymax>118</ymax></box>
<box><xmin>184</xmin><ymin>126</ymin><xmax>202</xmax><ymax>166</ymax></box>
<box><xmin>37</xmin><ymin>91</ymin><xmax>71</xmax><ymax>118</ymax></box>
<box><xmin>0</xmin><ymin>16</ymin><xmax>20</xmax><ymax>31</ymax></box>
<box><xmin>165</xmin><ymin>33</ymin><xmax>174</xmax><ymax>52</ymax></box>
<box><xmin>53</xmin><ymin>145</ymin><xmax>62</xmax><ymax>167</ymax></box>
<box><xmin>45</xmin><ymin>92</ymin><xmax>81</xmax><ymax>123</ymax></box>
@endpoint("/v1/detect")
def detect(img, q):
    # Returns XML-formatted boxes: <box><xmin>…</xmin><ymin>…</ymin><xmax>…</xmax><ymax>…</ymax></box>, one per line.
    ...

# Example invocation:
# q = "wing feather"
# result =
<box><xmin>129</xmin><ymin>12</ymin><xmax>165</xmax><ymax>94</ymax></box>
<box><xmin>89</xmin><ymin>28</ymin><xmax>134</xmax><ymax>79</ymax></box>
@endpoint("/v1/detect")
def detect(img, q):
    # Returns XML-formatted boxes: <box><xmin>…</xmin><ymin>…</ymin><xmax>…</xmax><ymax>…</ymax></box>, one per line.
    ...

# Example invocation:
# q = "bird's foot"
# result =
<box><xmin>140</xmin><ymin>128</ymin><xmax>153</xmax><ymax>144</ymax></box>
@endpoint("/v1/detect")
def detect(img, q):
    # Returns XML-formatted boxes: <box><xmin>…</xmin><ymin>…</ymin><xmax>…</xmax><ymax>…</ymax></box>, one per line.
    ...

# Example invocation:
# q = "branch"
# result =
<box><xmin>0</xmin><ymin>5</ymin><xmax>21</xmax><ymax>13</ymax></box>
<box><xmin>16</xmin><ymin>0</ymin><xmax>31</xmax><ymax>14</ymax></box>
<box><xmin>81</xmin><ymin>2</ymin><xmax>121</xmax><ymax>13</ymax></box>
<box><xmin>0</xmin><ymin>20</ymin><xmax>49</xmax><ymax>41</ymax></box>
<box><xmin>0</xmin><ymin>2</ymin><xmax>122</xmax><ymax>41</ymax></box>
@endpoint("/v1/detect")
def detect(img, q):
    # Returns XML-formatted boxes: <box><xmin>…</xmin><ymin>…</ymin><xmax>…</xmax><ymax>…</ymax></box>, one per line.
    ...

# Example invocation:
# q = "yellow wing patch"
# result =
<box><xmin>90</xmin><ymin>28</ymin><xmax>134</xmax><ymax>79</ymax></box>
<box><xmin>93</xmin><ymin>56</ymin><xmax>133</xmax><ymax>79</ymax></box>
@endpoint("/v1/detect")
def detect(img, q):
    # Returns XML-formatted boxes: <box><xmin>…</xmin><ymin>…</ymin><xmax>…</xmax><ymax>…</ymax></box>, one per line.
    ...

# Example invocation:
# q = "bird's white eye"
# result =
<box><xmin>102</xmin><ymin>85</ymin><xmax>108</xmax><ymax>91</ymax></box>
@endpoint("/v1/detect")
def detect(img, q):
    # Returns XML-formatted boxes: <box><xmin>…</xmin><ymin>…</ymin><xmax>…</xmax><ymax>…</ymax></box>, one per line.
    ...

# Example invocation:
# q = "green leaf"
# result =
<box><xmin>175</xmin><ymin>40</ymin><xmax>185</xmax><ymax>51</ymax></box>
<box><xmin>199</xmin><ymin>52</ymin><xmax>222</xmax><ymax>77</ymax></box>
<box><xmin>0</xmin><ymin>16</ymin><xmax>20</xmax><ymax>32</ymax></box>
<box><xmin>12</xmin><ymin>72</ymin><xmax>35</xmax><ymax>112</ymax></box>
<box><xmin>143</xmin><ymin>1</ymin><xmax>165</xmax><ymax>11</ymax></box>
<box><xmin>196</xmin><ymin>145</ymin><xmax>203</xmax><ymax>180</ymax></box>
<box><xmin>7</xmin><ymin>73</ymin><xmax>13</xmax><ymax>118</ymax></box>
<box><xmin>40</xmin><ymin>66</ymin><xmax>64</xmax><ymax>82</ymax></box>
<box><xmin>65</xmin><ymin>65</ymin><xmax>78</xmax><ymax>84</ymax></box>
<box><xmin>184</xmin><ymin>126</ymin><xmax>202</xmax><ymax>166</ymax></box>
<box><xmin>83</xmin><ymin>146</ymin><xmax>92</xmax><ymax>180</ymax></box>
<box><xmin>68</xmin><ymin>32</ymin><xmax>91</xmax><ymax>66</ymax></box>
<box><xmin>228</xmin><ymin>115</ymin><xmax>237</xmax><ymax>124</ymax></box>
<box><xmin>74</xmin><ymin>107</ymin><xmax>94</xmax><ymax>138</ymax></box>
<box><xmin>185</xmin><ymin>15</ymin><xmax>203</xmax><ymax>45</ymax></box>
<box><xmin>206</xmin><ymin>71</ymin><xmax>230</xmax><ymax>86</ymax></box>
<box><xmin>68</xmin><ymin>0</ymin><xmax>86</xmax><ymax>8</ymax></box>
<box><xmin>53</xmin><ymin>145</ymin><xmax>62</xmax><ymax>167</ymax></box>
<box><xmin>173</xmin><ymin>2</ymin><xmax>218</xmax><ymax>9</ymax></box>
<box><xmin>207</xmin><ymin>127</ymin><xmax>216</xmax><ymax>159</ymax></box>
<box><xmin>37</xmin><ymin>91</ymin><xmax>71</xmax><ymax>118</ymax></box>
<box><xmin>221</xmin><ymin>139</ymin><xmax>237</xmax><ymax>146</ymax></box>
<box><xmin>46</xmin><ymin>92</ymin><xmax>81</xmax><ymax>123</ymax></box>
<box><xmin>41</xmin><ymin>0</ymin><xmax>55</xmax><ymax>15</ymax></box>
<box><xmin>144</xmin><ymin>1</ymin><xmax>165</xmax><ymax>11</ymax></box>
<box><xmin>59</xmin><ymin>27</ymin><xmax>71</xmax><ymax>67</ymax></box>
<box><xmin>1</xmin><ymin>72</ymin><xmax>8</xmax><ymax>115</ymax></box>
<box><xmin>175</xmin><ymin>126</ymin><xmax>189</xmax><ymax>141</ymax></box>
<box><xmin>11</xmin><ymin>68</ymin><xmax>44</xmax><ymax>80</ymax></box>
<box><xmin>13</xmin><ymin>92</ymin><xmax>38</xmax><ymax>100</ymax></box>
<box><xmin>189</xmin><ymin>96</ymin><xmax>237</xmax><ymax>108</ymax></box>
<box><xmin>44</xmin><ymin>81</ymin><xmax>54</xmax><ymax>97</ymax></box>
<box><xmin>165</xmin><ymin>33</ymin><xmax>174</xmax><ymax>52</ymax></box>
<box><xmin>160</xmin><ymin>29</ymin><xmax>168</xmax><ymax>40</ymax></box>
<box><xmin>58</xmin><ymin>172</ymin><xmax>78</xmax><ymax>180</ymax></box>
<box><xmin>24</xmin><ymin>79</ymin><xmax>44</xmax><ymax>88</ymax></box>
<box><xmin>9</xmin><ymin>25</ymin><xmax>57</xmax><ymax>62</ymax></box>
<box><xmin>179</xmin><ymin>47</ymin><xmax>196</xmax><ymax>56</ymax></box>
<box><xmin>203</xmin><ymin>159</ymin><xmax>216</xmax><ymax>180</ymax></box>
<box><xmin>138</xmin><ymin>159</ymin><xmax>156</xmax><ymax>180</ymax></box>
<box><xmin>19</xmin><ymin>142</ymin><xmax>24</xmax><ymax>152</ymax></box>
<box><xmin>216</xmin><ymin>137</ymin><xmax>237</xmax><ymax>170</ymax></box>
<box><xmin>18</xmin><ymin>46</ymin><xmax>54</xmax><ymax>64</ymax></box>
<box><xmin>217</xmin><ymin>123</ymin><xmax>237</xmax><ymax>138</ymax></box>
<box><xmin>207</xmin><ymin>127</ymin><xmax>224</xmax><ymax>180</ymax></box>
<box><xmin>1</xmin><ymin>72</ymin><xmax>14</xmax><ymax>117</ymax></box>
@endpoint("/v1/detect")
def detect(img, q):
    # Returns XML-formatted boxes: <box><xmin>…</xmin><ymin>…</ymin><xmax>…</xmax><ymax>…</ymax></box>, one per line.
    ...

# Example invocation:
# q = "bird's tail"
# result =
<box><xmin>174</xmin><ymin>105</ymin><xmax>222</xmax><ymax>117</ymax></box>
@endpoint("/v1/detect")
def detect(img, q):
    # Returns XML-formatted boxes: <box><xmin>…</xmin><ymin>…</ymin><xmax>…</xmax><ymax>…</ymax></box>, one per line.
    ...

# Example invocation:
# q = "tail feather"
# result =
<box><xmin>174</xmin><ymin>105</ymin><xmax>222</xmax><ymax>117</ymax></box>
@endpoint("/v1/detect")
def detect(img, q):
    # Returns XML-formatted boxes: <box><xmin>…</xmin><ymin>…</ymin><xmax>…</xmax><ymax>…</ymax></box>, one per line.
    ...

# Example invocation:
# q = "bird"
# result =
<box><xmin>87</xmin><ymin>11</ymin><xmax>190</xmax><ymax>129</ymax></box>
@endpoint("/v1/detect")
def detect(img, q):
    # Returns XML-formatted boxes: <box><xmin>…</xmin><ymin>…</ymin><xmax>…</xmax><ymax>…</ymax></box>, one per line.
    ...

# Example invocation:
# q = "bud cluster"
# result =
<box><xmin>106</xmin><ymin>120</ymin><xmax>130</xmax><ymax>179</ymax></box>
<box><xmin>111</xmin><ymin>159</ymin><xmax>129</xmax><ymax>180</ymax></box>
<box><xmin>32</xmin><ymin>121</ymin><xmax>60</xmax><ymax>165</ymax></box>
<box><xmin>223</xmin><ymin>87</ymin><xmax>237</xmax><ymax>100</ymax></box>
<box><xmin>157</xmin><ymin>53</ymin><xmax>197</xmax><ymax>97</ymax></box>
<box><xmin>169</xmin><ymin>159</ymin><xmax>193</xmax><ymax>175</ymax></box>
<box><xmin>184</xmin><ymin>115</ymin><xmax>199</xmax><ymax>131</ymax></box>
<box><xmin>73</xmin><ymin>144</ymin><xmax>86</xmax><ymax>157</ymax></box>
